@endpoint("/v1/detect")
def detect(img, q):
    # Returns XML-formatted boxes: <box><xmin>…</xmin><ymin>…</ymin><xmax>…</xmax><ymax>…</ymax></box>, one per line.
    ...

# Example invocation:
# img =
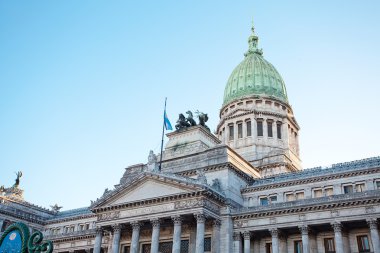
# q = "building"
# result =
<box><xmin>1</xmin><ymin>23</ymin><xmax>380</xmax><ymax>253</ymax></box>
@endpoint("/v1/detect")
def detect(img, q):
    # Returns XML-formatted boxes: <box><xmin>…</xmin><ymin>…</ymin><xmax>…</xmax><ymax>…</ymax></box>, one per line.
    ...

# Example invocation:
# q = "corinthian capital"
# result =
<box><xmin>131</xmin><ymin>221</ymin><xmax>141</xmax><ymax>231</ymax></box>
<box><xmin>95</xmin><ymin>226</ymin><xmax>103</xmax><ymax>235</ymax></box>
<box><xmin>243</xmin><ymin>231</ymin><xmax>251</xmax><ymax>240</ymax></box>
<box><xmin>194</xmin><ymin>213</ymin><xmax>206</xmax><ymax>224</ymax></box>
<box><xmin>298</xmin><ymin>225</ymin><xmax>309</xmax><ymax>235</ymax></box>
<box><xmin>367</xmin><ymin>218</ymin><xmax>378</xmax><ymax>229</ymax></box>
<box><xmin>150</xmin><ymin>218</ymin><xmax>161</xmax><ymax>228</ymax></box>
<box><xmin>172</xmin><ymin>215</ymin><xmax>182</xmax><ymax>225</ymax></box>
<box><xmin>112</xmin><ymin>224</ymin><xmax>122</xmax><ymax>233</ymax></box>
<box><xmin>331</xmin><ymin>222</ymin><xmax>342</xmax><ymax>233</ymax></box>
<box><xmin>269</xmin><ymin>228</ymin><xmax>279</xmax><ymax>237</ymax></box>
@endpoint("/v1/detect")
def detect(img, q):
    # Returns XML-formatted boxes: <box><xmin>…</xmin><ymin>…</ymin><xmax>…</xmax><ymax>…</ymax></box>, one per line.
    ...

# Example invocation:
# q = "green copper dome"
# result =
<box><xmin>223</xmin><ymin>24</ymin><xmax>288</xmax><ymax>105</ymax></box>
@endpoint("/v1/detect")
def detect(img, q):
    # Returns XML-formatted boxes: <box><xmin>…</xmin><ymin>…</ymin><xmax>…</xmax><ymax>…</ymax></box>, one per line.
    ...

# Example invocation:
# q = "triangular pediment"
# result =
<box><xmin>93</xmin><ymin>174</ymin><xmax>204</xmax><ymax>208</ymax></box>
<box><xmin>226</xmin><ymin>108</ymin><xmax>252</xmax><ymax>118</ymax></box>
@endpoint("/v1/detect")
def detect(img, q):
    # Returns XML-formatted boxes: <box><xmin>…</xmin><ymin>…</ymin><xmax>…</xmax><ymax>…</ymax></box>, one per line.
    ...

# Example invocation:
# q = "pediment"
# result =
<box><xmin>96</xmin><ymin>176</ymin><xmax>199</xmax><ymax>208</ymax></box>
<box><xmin>225</xmin><ymin>108</ymin><xmax>252</xmax><ymax>118</ymax></box>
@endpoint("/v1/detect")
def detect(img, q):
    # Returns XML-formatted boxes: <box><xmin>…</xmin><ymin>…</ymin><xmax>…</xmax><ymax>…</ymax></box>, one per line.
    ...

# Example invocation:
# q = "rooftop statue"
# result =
<box><xmin>13</xmin><ymin>171</ymin><xmax>22</xmax><ymax>188</ymax></box>
<box><xmin>148</xmin><ymin>150</ymin><xmax>157</xmax><ymax>165</ymax></box>
<box><xmin>195</xmin><ymin>110</ymin><xmax>210</xmax><ymax>132</ymax></box>
<box><xmin>185</xmin><ymin>111</ymin><xmax>197</xmax><ymax>126</ymax></box>
<box><xmin>50</xmin><ymin>204</ymin><xmax>63</xmax><ymax>213</ymax></box>
<box><xmin>175</xmin><ymin>113</ymin><xmax>190</xmax><ymax>130</ymax></box>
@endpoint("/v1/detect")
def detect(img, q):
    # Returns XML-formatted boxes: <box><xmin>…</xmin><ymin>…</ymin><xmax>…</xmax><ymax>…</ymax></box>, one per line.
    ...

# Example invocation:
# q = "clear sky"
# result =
<box><xmin>1</xmin><ymin>1</ymin><xmax>379</xmax><ymax>210</ymax></box>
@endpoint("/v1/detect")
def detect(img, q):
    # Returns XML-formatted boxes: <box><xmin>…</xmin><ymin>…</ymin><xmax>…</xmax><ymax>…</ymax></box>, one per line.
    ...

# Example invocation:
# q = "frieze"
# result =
<box><xmin>120</xmin><ymin>203</ymin><xmax>174</xmax><ymax>218</ymax></box>
<box><xmin>174</xmin><ymin>199</ymin><xmax>219</xmax><ymax>214</ymax></box>
<box><xmin>97</xmin><ymin>211</ymin><xmax>120</xmax><ymax>221</ymax></box>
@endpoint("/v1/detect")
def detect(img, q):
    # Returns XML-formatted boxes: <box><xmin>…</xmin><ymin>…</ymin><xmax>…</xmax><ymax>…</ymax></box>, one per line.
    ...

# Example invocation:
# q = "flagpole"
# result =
<box><xmin>159</xmin><ymin>97</ymin><xmax>167</xmax><ymax>172</ymax></box>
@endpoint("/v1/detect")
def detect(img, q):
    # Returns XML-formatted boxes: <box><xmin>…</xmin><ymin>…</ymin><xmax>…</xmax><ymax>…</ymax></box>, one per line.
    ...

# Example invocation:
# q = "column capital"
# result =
<box><xmin>331</xmin><ymin>222</ymin><xmax>342</xmax><ymax>233</ymax></box>
<box><xmin>233</xmin><ymin>232</ymin><xmax>241</xmax><ymax>241</ymax></box>
<box><xmin>243</xmin><ymin>231</ymin><xmax>251</xmax><ymax>240</ymax></box>
<box><xmin>131</xmin><ymin>221</ymin><xmax>141</xmax><ymax>231</ymax></box>
<box><xmin>95</xmin><ymin>226</ymin><xmax>103</xmax><ymax>235</ymax></box>
<box><xmin>150</xmin><ymin>218</ymin><xmax>161</xmax><ymax>228</ymax></box>
<box><xmin>112</xmin><ymin>224</ymin><xmax>122</xmax><ymax>232</ymax></box>
<box><xmin>367</xmin><ymin>218</ymin><xmax>378</xmax><ymax>229</ymax></box>
<box><xmin>194</xmin><ymin>213</ymin><xmax>206</xmax><ymax>224</ymax></box>
<box><xmin>298</xmin><ymin>225</ymin><xmax>309</xmax><ymax>235</ymax></box>
<box><xmin>172</xmin><ymin>215</ymin><xmax>182</xmax><ymax>225</ymax></box>
<box><xmin>270</xmin><ymin>228</ymin><xmax>279</xmax><ymax>238</ymax></box>
<box><xmin>213</xmin><ymin>219</ymin><xmax>221</xmax><ymax>228</ymax></box>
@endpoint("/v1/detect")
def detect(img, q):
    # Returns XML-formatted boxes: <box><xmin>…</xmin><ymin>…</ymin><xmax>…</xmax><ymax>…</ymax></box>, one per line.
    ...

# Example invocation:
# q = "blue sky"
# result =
<box><xmin>1</xmin><ymin>1</ymin><xmax>379</xmax><ymax>210</ymax></box>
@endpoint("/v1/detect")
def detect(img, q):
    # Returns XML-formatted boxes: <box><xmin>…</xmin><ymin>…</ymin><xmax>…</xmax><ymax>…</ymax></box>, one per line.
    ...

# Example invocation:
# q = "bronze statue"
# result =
<box><xmin>14</xmin><ymin>171</ymin><xmax>22</xmax><ymax>188</ymax></box>
<box><xmin>175</xmin><ymin>113</ymin><xmax>190</xmax><ymax>130</ymax></box>
<box><xmin>50</xmin><ymin>203</ymin><xmax>63</xmax><ymax>213</ymax></box>
<box><xmin>185</xmin><ymin>111</ymin><xmax>197</xmax><ymax>126</ymax></box>
<box><xmin>195</xmin><ymin>111</ymin><xmax>210</xmax><ymax>131</ymax></box>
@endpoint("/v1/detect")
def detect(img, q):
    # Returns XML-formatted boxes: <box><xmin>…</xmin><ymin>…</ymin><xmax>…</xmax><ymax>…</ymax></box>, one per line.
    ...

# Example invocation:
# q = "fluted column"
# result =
<box><xmin>233</xmin><ymin>232</ymin><xmax>242</xmax><ymax>253</ymax></box>
<box><xmin>150</xmin><ymin>219</ymin><xmax>161</xmax><ymax>253</ymax></box>
<box><xmin>332</xmin><ymin>223</ymin><xmax>344</xmax><ymax>253</ymax></box>
<box><xmin>270</xmin><ymin>228</ymin><xmax>279</xmax><ymax>253</ymax></box>
<box><xmin>172</xmin><ymin>216</ymin><xmax>182</xmax><ymax>253</ymax></box>
<box><xmin>212</xmin><ymin>219</ymin><xmax>221</xmax><ymax>253</ymax></box>
<box><xmin>243</xmin><ymin>231</ymin><xmax>251</xmax><ymax>253</ymax></box>
<box><xmin>368</xmin><ymin>219</ymin><xmax>380</xmax><ymax>253</ymax></box>
<box><xmin>299</xmin><ymin>225</ymin><xmax>309</xmax><ymax>253</ymax></box>
<box><xmin>131</xmin><ymin>222</ymin><xmax>141</xmax><ymax>253</ymax></box>
<box><xmin>94</xmin><ymin>227</ymin><xmax>103</xmax><ymax>253</ymax></box>
<box><xmin>112</xmin><ymin>224</ymin><xmax>122</xmax><ymax>253</ymax></box>
<box><xmin>195</xmin><ymin>213</ymin><xmax>206</xmax><ymax>253</ymax></box>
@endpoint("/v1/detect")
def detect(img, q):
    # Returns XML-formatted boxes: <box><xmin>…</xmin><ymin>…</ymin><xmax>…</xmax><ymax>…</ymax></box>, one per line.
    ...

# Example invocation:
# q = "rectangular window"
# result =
<box><xmin>229</xmin><ymin>125</ymin><xmax>234</xmax><ymax>141</ymax></box>
<box><xmin>357</xmin><ymin>235</ymin><xmax>370</xmax><ymax>252</ymax></box>
<box><xmin>294</xmin><ymin>240</ymin><xmax>303</xmax><ymax>253</ymax></box>
<box><xmin>376</xmin><ymin>181</ymin><xmax>380</xmax><ymax>189</ymax></box>
<box><xmin>355</xmin><ymin>183</ymin><xmax>365</xmax><ymax>192</ymax></box>
<box><xmin>286</xmin><ymin>193</ymin><xmax>295</xmax><ymax>201</ymax></box>
<box><xmin>247</xmin><ymin>121</ymin><xmax>252</xmax><ymax>137</ymax></box>
<box><xmin>296</xmin><ymin>192</ymin><xmax>305</xmax><ymax>200</ymax></box>
<box><xmin>266</xmin><ymin>243</ymin><xmax>272</xmax><ymax>253</ymax></box>
<box><xmin>260</xmin><ymin>197</ymin><xmax>268</xmax><ymax>206</ymax></box>
<box><xmin>257</xmin><ymin>121</ymin><xmax>263</xmax><ymax>137</ymax></box>
<box><xmin>324</xmin><ymin>238</ymin><xmax>335</xmax><ymax>253</ymax></box>
<box><xmin>238</xmin><ymin>123</ymin><xmax>243</xmax><ymax>138</ymax></box>
<box><xmin>325</xmin><ymin>188</ymin><xmax>333</xmax><ymax>196</ymax></box>
<box><xmin>277</xmin><ymin>123</ymin><xmax>282</xmax><ymax>139</ymax></box>
<box><xmin>123</xmin><ymin>246</ymin><xmax>130</xmax><ymax>253</ymax></box>
<box><xmin>204</xmin><ymin>237</ymin><xmax>211</xmax><ymax>252</ymax></box>
<box><xmin>267</xmin><ymin>121</ymin><xmax>273</xmax><ymax>137</ymax></box>
<box><xmin>343</xmin><ymin>185</ymin><xmax>353</xmax><ymax>194</ymax></box>
<box><xmin>269</xmin><ymin>195</ymin><xmax>277</xmax><ymax>203</ymax></box>
<box><xmin>314</xmin><ymin>189</ymin><xmax>323</xmax><ymax>198</ymax></box>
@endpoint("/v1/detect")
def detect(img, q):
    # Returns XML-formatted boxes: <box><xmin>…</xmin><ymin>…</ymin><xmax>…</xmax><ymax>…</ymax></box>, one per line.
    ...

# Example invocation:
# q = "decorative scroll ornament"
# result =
<box><xmin>0</xmin><ymin>222</ymin><xmax>53</xmax><ymax>253</ymax></box>
<box><xmin>28</xmin><ymin>231</ymin><xmax>53</xmax><ymax>253</ymax></box>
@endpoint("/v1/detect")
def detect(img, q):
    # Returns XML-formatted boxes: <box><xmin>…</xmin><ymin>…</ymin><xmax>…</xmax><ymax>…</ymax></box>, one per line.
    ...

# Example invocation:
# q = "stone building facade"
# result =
<box><xmin>1</xmin><ymin>24</ymin><xmax>379</xmax><ymax>253</ymax></box>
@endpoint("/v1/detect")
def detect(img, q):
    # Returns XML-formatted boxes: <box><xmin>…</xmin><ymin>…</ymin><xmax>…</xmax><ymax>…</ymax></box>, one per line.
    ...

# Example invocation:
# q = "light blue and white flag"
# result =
<box><xmin>164</xmin><ymin>111</ymin><xmax>173</xmax><ymax>130</ymax></box>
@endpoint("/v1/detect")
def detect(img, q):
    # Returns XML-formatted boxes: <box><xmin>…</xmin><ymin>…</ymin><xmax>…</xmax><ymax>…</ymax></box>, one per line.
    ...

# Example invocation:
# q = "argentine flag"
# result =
<box><xmin>164</xmin><ymin>111</ymin><xmax>173</xmax><ymax>130</ymax></box>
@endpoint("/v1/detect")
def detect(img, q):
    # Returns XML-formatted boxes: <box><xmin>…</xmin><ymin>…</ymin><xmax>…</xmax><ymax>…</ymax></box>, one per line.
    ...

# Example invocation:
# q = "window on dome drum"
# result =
<box><xmin>229</xmin><ymin>125</ymin><xmax>234</xmax><ymax>141</ymax></box>
<box><xmin>324</xmin><ymin>238</ymin><xmax>335</xmax><ymax>253</ymax></box>
<box><xmin>238</xmin><ymin>123</ymin><xmax>243</xmax><ymax>138</ymax></box>
<box><xmin>260</xmin><ymin>197</ymin><xmax>268</xmax><ymax>206</ymax></box>
<box><xmin>294</xmin><ymin>240</ymin><xmax>303</xmax><ymax>253</ymax></box>
<box><xmin>267</xmin><ymin>121</ymin><xmax>273</xmax><ymax>137</ymax></box>
<box><xmin>246</xmin><ymin>121</ymin><xmax>252</xmax><ymax>136</ymax></box>
<box><xmin>355</xmin><ymin>183</ymin><xmax>365</xmax><ymax>192</ymax></box>
<box><xmin>277</xmin><ymin>123</ymin><xmax>282</xmax><ymax>139</ymax></box>
<box><xmin>343</xmin><ymin>185</ymin><xmax>353</xmax><ymax>194</ymax></box>
<box><xmin>265</xmin><ymin>243</ymin><xmax>272</xmax><ymax>253</ymax></box>
<box><xmin>257</xmin><ymin>120</ymin><xmax>263</xmax><ymax>137</ymax></box>
<box><xmin>357</xmin><ymin>235</ymin><xmax>370</xmax><ymax>252</ymax></box>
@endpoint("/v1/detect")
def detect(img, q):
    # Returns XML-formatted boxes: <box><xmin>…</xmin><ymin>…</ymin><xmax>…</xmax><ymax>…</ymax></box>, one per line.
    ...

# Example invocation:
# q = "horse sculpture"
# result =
<box><xmin>185</xmin><ymin>111</ymin><xmax>197</xmax><ymax>126</ymax></box>
<box><xmin>195</xmin><ymin>110</ymin><xmax>210</xmax><ymax>131</ymax></box>
<box><xmin>175</xmin><ymin>113</ymin><xmax>190</xmax><ymax>130</ymax></box>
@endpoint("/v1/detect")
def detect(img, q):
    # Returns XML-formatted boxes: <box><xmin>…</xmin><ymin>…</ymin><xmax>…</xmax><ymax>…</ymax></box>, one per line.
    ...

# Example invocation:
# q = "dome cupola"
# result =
<box><xmin>223</xmin><ymin>24</ymin><xmax>288</xmax><ymax>105</ymax></box>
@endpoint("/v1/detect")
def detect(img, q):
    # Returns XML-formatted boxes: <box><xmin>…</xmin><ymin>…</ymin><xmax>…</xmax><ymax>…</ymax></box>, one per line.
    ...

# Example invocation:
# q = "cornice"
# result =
<box><xmin>233</xmin><ymin>190</ymin><xmax>380</xmax><ymax>220</ymax></box>
<box><xmin>46</xmin><ymin>229</ymin><xmax>96</xmax><ymax>243</ymax></box>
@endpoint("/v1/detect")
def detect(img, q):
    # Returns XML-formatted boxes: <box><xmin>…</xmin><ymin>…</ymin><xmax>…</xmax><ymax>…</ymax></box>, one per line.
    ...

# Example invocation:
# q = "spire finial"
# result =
<box><xmin>245</xmin><ymin>18</ymin><xmax>263</xmax><ymax>56</ymax></box>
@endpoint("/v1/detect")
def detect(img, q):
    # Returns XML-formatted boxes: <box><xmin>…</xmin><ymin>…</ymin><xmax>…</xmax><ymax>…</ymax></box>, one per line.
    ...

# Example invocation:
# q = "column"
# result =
<box><xmin>189</xmin><ymin>222</ymin><xmax>197</xmax><ymax>253</ymax></box>
<box><xmin>172</xmin><ymin>216</ymin><xmax>182</xmax><ymax>253</ymax></box>
<box><xmin>299</xmin><ymin>225</ymin><xmax>309</xmax><ymax>253</ymax></box>
<box><xmin>233</xmin><ymin>232</ymin><xmax>242</xmax><ymax>253</ymax></box>
<box><xmin>112</xmin><ymin>224</ymin><xmax>122</xmax><ymax>253</ymax></box>
<box><xmin>332</xmin><ymin>223</ymin><xmax>344</xmax><ymax>253</ymax></box>
<box><xmin>243</xmin><ymin>231</ymin><xmax>251</xmax><ymax>253</ymax></box>
<box><xmin>212</xmin><ymin>220</ymin><xmax>221</xmax><ymax>253</ymax></box>
<box><xmin>368</xmin><ymin>219</ymin><xmax>380</xmax><ymax>253</ymax></box>
<box><xmin>195</xmin><ymin>213</ymin><xmax>206</xmax><ymax>253</ymax></box>
<box><xmin>0</xmin><ymin>219</ymin><xmax>4</xmax><ymax>232</ymax></box>
<box><xmin>93</xmin><ymin>227</ymin><xmax>103</xmax><ymax>253</ymax></box>
<box><xmin>131</xmin><ymin>222</ymin><xmax>141</xmax><ymax>253</ymax></box>
<box><xmin>279</xmin><ymin>234</ymin><xmax>288</xmax><ymax>253</ymax></box>
<box><xmin>150</xmin><ymin>218</ymin><xmax>161</xmax><ymax>253</ymax></box>
<box><xmin>270</xmin><ymin>228</ymin><xmax>279</xmax><ymax>253</ymax></box>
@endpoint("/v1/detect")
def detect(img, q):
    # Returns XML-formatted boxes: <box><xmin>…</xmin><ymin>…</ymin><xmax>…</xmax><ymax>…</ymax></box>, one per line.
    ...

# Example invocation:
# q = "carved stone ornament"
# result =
<box><xmin>269</xmin><ymin>228</ymin><xmax>279</xmax><ymax>237</ymax></box>
<box><xmin>131</xmin><ymin>221</ymin><xmax>141</xmax><ymax>231</ymax></box>
<box><xmin>97</xmin><ymin>211</ymin><xmax>120</xmax><ymax>221</ymax></box>
<box><xmin>195</xmin><ymin>213</ymin><xmax>206</xmax><ymax>223</ymax></box>
<box><xmin>112</xmin><ymin>224</ymin><xmax>121</xmax><ymax>233</ymax></box>
<box><xmin>233</xmin><ymin>232</ymin><xmax>241</xmax><ymax>241</ymax></box>
<box><xmin>298</xmin><ymin>225</ymin><xmax>309</xmax><ymax>235</ymax></box>
<box><xmin>367</xmin><ymin>219</ymin><xmax>378</xmax><ymax>230</ymax></box>
<box><xmin>95</xmin><ymin>227</ymin><xmax>103</xmax><ymax>235</ymax></box>
<box><xmin>243</xmin><ymin>231</ymin><xmax>251</xmax><ymax>240</ymax></box>
<box><xmin>213</xmin><ymin>219</ymin><xmax>221</xmax><ymax>228</ymax></box>
<box><xmin>171</xmin><ymin>215</ymin><xmax>182</xmax><ymax>225</ymax></box>
<box><xmin>331</xmin><ymin>222</ymin><xmax>342</xmax><ymax>233</ymax></box>
<box><xmin>150</xmin><ymin>218</ymin><xmax>161</xmax><ymax>228</ymax></box>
